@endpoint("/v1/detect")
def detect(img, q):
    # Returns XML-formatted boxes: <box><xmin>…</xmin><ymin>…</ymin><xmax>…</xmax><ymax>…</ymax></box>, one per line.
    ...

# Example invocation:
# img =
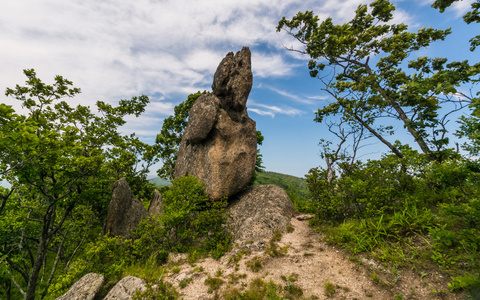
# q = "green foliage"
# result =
<box><xmin>246</xmin><ymin>257</ymin><xmax>264</xmax><ymax>272</ymax></box>
<box><xmin>281</xmin><ymin>273</ymin><xmax>303</xmax><ymax>298</ymax></box>
<box><xmin>310</xmin><ymin>151</ymin><xmax>480</xmax><ymax>289</ymax></box>
<box><xmin>133</xmin><ymin>279</ymin><xmax>179</xmax><ymax>300</ymax></box>
<box><xmin>254</xmin><ymin>171</ymin><xmax>312</xmax><ymax>212</ymax></box>
<box><xmin>324</xmin><ymin>280</ymin><xmax>336</xmax><ymax>297</ymax></box>
<box><xmin>278</xmin><ymin>0</ymin><xmax>479</xmax><ymax>159</ymax></box>
<box><xmin>265</xmin><ymin>230</ymin><xmax>288</xmax><ymax>257</ymax></box>
<box><xmin>133</xmin><ymin>176</ymin><xmax>232</xmax><ymax>260</ymax></box>
<box><xmin>49</xmin><ymin>175</ymin><xmax>233</xmax><ymax>298</ymax></box>
<box><xmin>224</xmin><ymin>278</ymin><xmax>283</xmax><ymax>300</ymax></box>
<box><xmin>156</xmin><ymin>91</ymin><xmax>205</xmax><ymax>180</ymax></box>
<box><xmin>432</xmin><ymin>0</ymin><xmax>480</xmax><ymax>51</ymax></box>
<box><xmin>448</xmin><ymin>273</ymin><xmax>480</xmax><ymax>292</ymax></box>
<box><xmin>204</xmin><ymin>276</ymin><xmax>224</xmax><ymax>292</ymax></box>
<box><xmin>0</xmin><ymin>69</ymin><xmax>157</xmax><ymax>300</ymax></box>
<box><xmin>161</xmin><ymin>175</ymin><xmax>232</xmax><ymax>255</ymax></box>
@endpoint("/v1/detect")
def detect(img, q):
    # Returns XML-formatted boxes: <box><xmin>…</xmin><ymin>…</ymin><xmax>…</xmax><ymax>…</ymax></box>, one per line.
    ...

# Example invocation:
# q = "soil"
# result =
<box><xmin>163</xmin><ymin>214</ymin><xmax>466</xmax><ymax>300</ymax></box>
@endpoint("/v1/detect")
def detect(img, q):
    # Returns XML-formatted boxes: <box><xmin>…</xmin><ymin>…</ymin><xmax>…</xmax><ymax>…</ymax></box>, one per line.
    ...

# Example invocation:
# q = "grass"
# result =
<box><xmin>179</xmin><ymin>277</ymin><xmax>192</xmax><ymax>289</ymax></box>
<box><xmin>223</xmin><ymin>277</ymin><xmax>283</xmax><ymax>300</ymax></box>
<box><xmin>246</xmin><ymin>256</ymin><xmax>264</xmax><ymax>272</ymax></box>
<box><xmin>324</xmin><ymin>280</ymin><xmax>336</xmax><ymax>297</ymax></box>
<box><xmin>204</xmin><ymin>276</ymin><xmax>224</xmax><ymax>293</ymax></box>
<box><xmin>312</xmin><ymin>195</ymin><xmax>480</xmax><ymax>298</ymax></box>
<box><xmin>265</xmin><ymin>230</ymin><xmax>289</xmax><ymax>257</ymax></box>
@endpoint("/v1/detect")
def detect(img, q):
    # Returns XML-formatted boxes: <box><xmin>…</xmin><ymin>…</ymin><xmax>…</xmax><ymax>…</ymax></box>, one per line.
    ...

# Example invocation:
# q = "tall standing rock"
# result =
<box><xmin>175</xmin><ymin>47</ymin><xmax>257</xmax><ymax>200</ymax></box>
<box><xmin>148</xmin><ymin>189</ymin><xmax>163</xmax><ymax>216</ymax></box>
<box><xmin>104</xmin><ymin>178</ymin><xmax>148</xmax><ymax>239</ymax></box>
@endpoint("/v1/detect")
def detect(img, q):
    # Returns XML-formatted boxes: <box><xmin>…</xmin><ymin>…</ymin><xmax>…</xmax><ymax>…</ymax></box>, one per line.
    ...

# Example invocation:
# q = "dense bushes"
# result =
<box><xmin>306</xmin><ymin>149</ymin><xmax>479</xmax><ymax>223</ymax></box>
<box><xmin>307</xmin><ymin>149</ymin><xmax>480</xmax><ymax>293</ymax></box>
<box><xmin>47</xmin><ymin>175</ymin><xmax>232</xmax><ymax>299</ymax></box>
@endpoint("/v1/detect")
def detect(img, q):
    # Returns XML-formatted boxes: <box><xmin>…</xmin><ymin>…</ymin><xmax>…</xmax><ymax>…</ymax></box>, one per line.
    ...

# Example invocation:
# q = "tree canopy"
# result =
<box><xmin>0</xmin><ymin>69</ymin><xmax>158</xmax><ymax>299</ymax></box>
<box><xmin>277</xmin><ymin>0</ymin><xmax>479</xmax><ymax>162</ymax></box>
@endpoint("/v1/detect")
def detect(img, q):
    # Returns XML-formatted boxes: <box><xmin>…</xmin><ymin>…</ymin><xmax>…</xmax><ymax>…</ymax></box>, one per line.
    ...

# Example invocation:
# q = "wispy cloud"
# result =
<box><xmin>450</xmin><ymin>0</ymin><xmax>475</xmax><ymax>17</ymax></box>
<box><xmin>0</xmin><ymin>0</ymin><xmax>415</xmax><ymax>135</ymax></box>
<box><xmin>249</xmin><ymin>101</ymin><xmax>303</xmax><ymax>117</ymax></box>
<box><xmin>262</xmin><ymin>84</ymin><xmax>321</xmax><ymax>105</ymax></box>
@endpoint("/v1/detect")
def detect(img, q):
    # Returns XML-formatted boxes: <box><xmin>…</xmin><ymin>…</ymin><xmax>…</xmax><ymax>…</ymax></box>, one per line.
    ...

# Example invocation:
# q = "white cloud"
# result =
<box><xmin>0</xmin><ymin>0</ymin><xmax>425</xmax><ymax>137</ymax></box>
<box><xmin>252</xmin><ymin>53</ymin><xmax>299</xmax><ymax>78</ymax></box>
<box><xmin>249</xmin><ymin>101</ymin><xmax>303</xmax><ymax>117</ymax></box>
<box><xmin>249</xmin><ymin>108</ymin><xmax>275</xmax><ymax>118</ymax></box>
<box><xmin>450</xmin><ymin>0</ymin><xmax>475</xmax><ymax>17</ymax></box>
<box><xmin>262</xmin><ymin>85</ymin><xmax>317</xmax><ymax>105</ymax></box>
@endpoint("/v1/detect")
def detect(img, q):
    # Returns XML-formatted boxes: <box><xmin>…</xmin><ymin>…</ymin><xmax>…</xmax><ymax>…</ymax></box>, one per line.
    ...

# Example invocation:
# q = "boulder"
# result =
<box><xmin>55</xmin><ymin>273</ymin><xmax>104</xmax><ymax>300</ymax></box>
<box><xmin>148</xmin><ymin>189</ymin><xmax>163</xmax><ymax>216</ymax></box>
<box><xmin>104</xmin><ymin>276</ymin><xmax>147</xmax><ymax>300</ymax></box>
<box><xmin>104</xmin><ymin>178</ymin><xmax>148</xmax><ymax>239</ymax></box>
<box><xmin>175</xmin><ymin>47</ymin><xmax>257</xmax><ymax>200</ymax></box>
<box><xmin>227</xmin><ymin>184</ymin><xmax>295</xmax><ymax>248</ymax></box>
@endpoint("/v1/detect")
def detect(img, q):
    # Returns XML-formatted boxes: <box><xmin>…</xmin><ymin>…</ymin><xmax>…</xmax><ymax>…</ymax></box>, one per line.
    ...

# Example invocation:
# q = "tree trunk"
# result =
<box><xmin>351</xmin><ymin>112</ymin><xmax>404</xmax><ymax>159</ymax></box>
<box><xmin>25</xmin><ymin>235</ymin><xmax>47</xmax><ymax>300</ymax></box>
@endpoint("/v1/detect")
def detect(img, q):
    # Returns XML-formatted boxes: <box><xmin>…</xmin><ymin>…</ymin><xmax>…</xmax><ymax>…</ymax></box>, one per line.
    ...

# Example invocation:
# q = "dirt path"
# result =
<box><xmin>164</xmin><ymin>215</ymin><xmax>463</xmax><ymax>299</ymax></box>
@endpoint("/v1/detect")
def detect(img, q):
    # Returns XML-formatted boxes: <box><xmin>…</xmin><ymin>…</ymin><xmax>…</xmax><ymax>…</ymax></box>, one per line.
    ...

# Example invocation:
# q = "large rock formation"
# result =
<box><xmin>55</xmin><ymin>273</ymin><xmax>104</xmax><ymax>300</ymax></box>
<box><xmin>174</xmin><ymin>47</ymin><xmax>257</xmax><ymax>200</ymax></box>
<box><xmin>104</xmin><ymin>178</ymin><xmax>148</xmax><ymax>239</ymax></box>
<box><xmin>148</xmin><ymin>189</ymin><xmax>163</xmax><ymax>216</ymax></box>
<box><xmin>227</xmin><ymin>184</ymin><xmax>295</xmax><ymax>248</ymax></box>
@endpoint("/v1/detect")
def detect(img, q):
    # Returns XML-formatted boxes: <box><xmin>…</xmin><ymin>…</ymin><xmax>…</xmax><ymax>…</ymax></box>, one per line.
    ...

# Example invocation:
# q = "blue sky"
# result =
<box><xmin>0</xmin><ymin>0</ymin><xmax>477</xmax><ymax>178</ymax></box>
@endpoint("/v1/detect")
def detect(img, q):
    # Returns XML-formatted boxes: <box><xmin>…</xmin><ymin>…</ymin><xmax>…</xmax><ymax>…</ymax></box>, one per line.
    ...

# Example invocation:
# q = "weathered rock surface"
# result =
<box><xmin>227</xmin><ymin>184</ymin><xmax>295</xmax><ymax>248</ymax></box>
<box><xmin>104</xmin><ymin>178</ymin><xmax>148</xmax><ymax>239</ymax></box>
<box><xmin>148</xmin><ymin>189</ymin><xmax>163</xmax><ymax>216</ymax></box>
<box><xmin>104</xmin><ymin>276</ymin><xmax>147</xmax><ymax>300</ymax></box>
<box><xmin>174</xmin><ymin>47</ymin><xmax>257</xmax><ymax>200</ymax></box>
<box><xmin>55</xmin><ymin>273</ymin><xmax>104</xmax><ymax>300</ymax></box>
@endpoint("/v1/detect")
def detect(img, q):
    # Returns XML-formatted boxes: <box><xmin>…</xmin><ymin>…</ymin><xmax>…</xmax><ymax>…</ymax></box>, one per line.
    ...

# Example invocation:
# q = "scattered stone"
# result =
<box><xmin>168</xmin><ymin>252</ymin><xmax>188</xmax><ymax>264</ymax></box>
<box><xmin>55</xmin><ymin>273</ymin><xmax>104</xmax><ymax>300</ymax></box>
<box><xmin>296</xmin><ymin>214</ymin><xmax>315</xmax><ymax>221</ymax></box>
<box><xmin>148</xmin><ymin>189</ymin><xmax>163</xmax><ymax>216</ymax></box>
<box><xmin>175</xmin><ymin>47</ymin><xmax>257</xmax><ymax>200</ymax></box>
<box><xmin>104</xmin><ymin>178</ymin><xmax>148</xmax><ymax>239</ymax></box>
<box><xmin>104</xmin><ymin>276</ymin><xmax>147</xmax><ymax>300</ymax></box>
<box><xmin>227</xmin><ymin>184</ymin><xmax>295</xmax><ymax>248</ymax></box>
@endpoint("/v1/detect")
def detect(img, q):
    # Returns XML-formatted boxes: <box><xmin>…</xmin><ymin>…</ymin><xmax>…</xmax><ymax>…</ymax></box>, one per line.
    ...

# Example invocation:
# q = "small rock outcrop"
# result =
<box><xmin>148</xmin><ymin>189</ymin><xmax>163</xmax><ymax>216</ymax></box>
<box><xmin>174</xmin><ymin>47</ymin><xmax>257</xmax><ymax>200</ymax></box>
<box><xmin>104</xmin><ymin>276</ymin><xmax>147</xmax><ymax>300</ymax></box>
<box><xmin>227</xmin><ymin>184</ymin><xmax>295</xmax><ymax>248</ymax></box>
<box><xmin>55</xmin><ymin>273</ymin><xmax>104</xmax><ymax>300</ymax></box>
<box><xmin>104</xmin><ymin>178</ymin><xmax>148</xmax><ymax>239</ymax></box>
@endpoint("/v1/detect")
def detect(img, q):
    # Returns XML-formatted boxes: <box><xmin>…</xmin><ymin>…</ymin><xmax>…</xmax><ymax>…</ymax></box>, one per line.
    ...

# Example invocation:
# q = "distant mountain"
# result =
<box><xmin>253</xmin><ymin>171</ymin><xmax>309</xmax><ymax>199</ymax></box>
<box><xmin>148</xmin><ymin>171</ymin><xmax>312</xmax><ymax>212</ymax></box>
<box><xmin>148</xmin><ymin>177</ymin><xmax>172</xmax><ymax>187</ymax></box>
<box><xmin>148</xmin><ymin>171</ymin><xmax>309</xmax><ymax>194</ymax></box>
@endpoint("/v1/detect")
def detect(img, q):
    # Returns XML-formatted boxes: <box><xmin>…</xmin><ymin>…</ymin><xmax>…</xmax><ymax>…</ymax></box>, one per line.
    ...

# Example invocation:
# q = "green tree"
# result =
<box><xmin>432</xmin><ymin>0</ymin><xmax>480</xmax><ymax>51</ymax></box>
<box><xmin>156</xmin><ymin>92</ymin><xmax>264</xmax><ymax>180</ymax></box>
<box><xmin>277</xmin><ymin>0</ymin><xmax>479</xmax><ymax>161</ymax></box>
<box><xmin>0</xmin><ymin>69</ymin><xmax>156</xmax><ymax>300</ymax></box>
<box><xmin>431</xmin><ymin>0</ymin><xmax>480</xmax><ymax>157</ymax></box>
<box><xmin>156</xmin><ymin>91</ymin><xmax>205</xmax><ymax>180</ymax></box>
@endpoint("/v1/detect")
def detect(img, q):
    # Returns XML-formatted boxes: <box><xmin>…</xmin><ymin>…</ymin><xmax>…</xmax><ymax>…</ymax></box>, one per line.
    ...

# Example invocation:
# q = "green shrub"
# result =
<box><xmin>204</xmin><ymin>276</ymin><xmax>224</xmax><ymax>292</ymax></box>
<box><xmin>133</xmin><ymin>175</ymin><xmax>232</xmax><ymax>258</ymax></box>
<box><xmin>48</xmin><ymin>176</ymin><xmax>232</xmax><ymax>298</ymax></box>
<box><xmin>448</xmin><ymin>273</ymin><xmax>480</xmax><ymax>292</ymax></box>
<box><xmin>133</xmin><ymin>279</ymin><xmax>179</xmax><ymax>299</ymax></box>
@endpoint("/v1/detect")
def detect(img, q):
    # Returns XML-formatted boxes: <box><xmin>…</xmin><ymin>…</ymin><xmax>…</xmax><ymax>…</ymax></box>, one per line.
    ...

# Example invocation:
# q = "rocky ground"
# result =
<box><xmin>164</xmin><ymin>214</ymin><xmax>465</xmax><ymax>300</ymax></box>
